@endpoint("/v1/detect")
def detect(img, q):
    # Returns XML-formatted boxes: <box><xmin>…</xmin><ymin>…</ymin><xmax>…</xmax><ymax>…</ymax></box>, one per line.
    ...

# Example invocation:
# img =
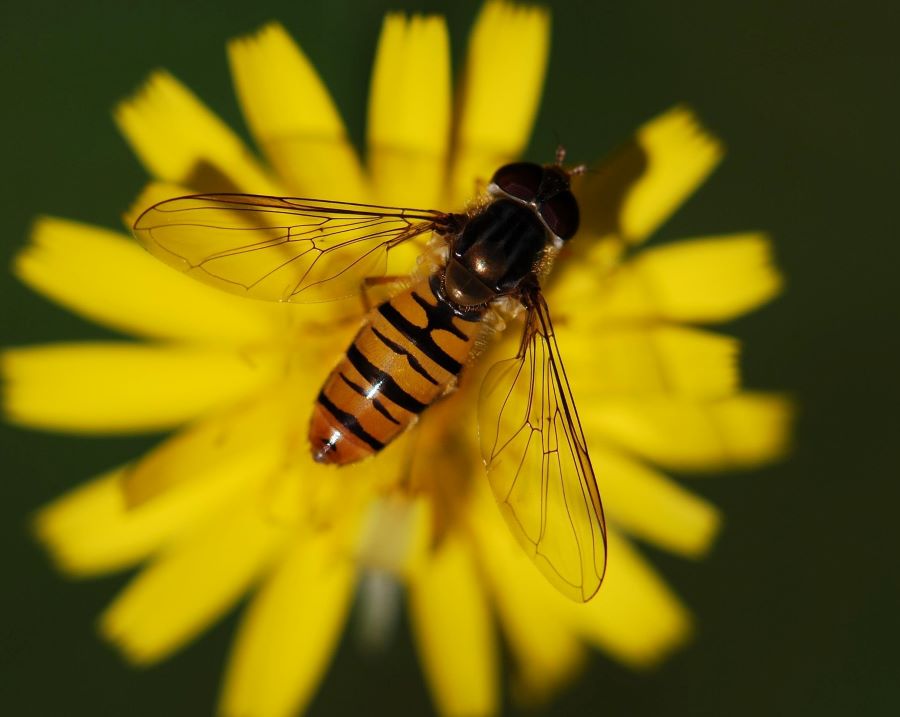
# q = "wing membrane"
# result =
<box><xmin>479</xmin><ymin>290</ymin><xmax>607</xmax><ymax>601</ymax></box>
<box><xmin>133</xmin><ymin>193</ymin><xmax>448</xmax><ymax>302</ymax></box>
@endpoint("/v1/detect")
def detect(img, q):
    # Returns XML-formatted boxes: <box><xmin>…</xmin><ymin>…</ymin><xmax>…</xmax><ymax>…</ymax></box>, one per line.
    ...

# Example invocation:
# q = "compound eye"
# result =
<box><xmin>539</xmin><ymin>191</ymin><xmax>580</xmax><ymax>240</ymax></box>
<box><xmin>491</xmin><ymin>162</ymin><xmax>543</xmax><ymax>201</ymax></box>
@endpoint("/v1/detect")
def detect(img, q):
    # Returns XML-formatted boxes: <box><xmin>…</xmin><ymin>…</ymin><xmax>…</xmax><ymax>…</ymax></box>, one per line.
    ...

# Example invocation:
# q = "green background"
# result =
<box><xmin>1</xmin><ymin>1</ymin><xmax>897</xmax><ymax>715</ymax></box>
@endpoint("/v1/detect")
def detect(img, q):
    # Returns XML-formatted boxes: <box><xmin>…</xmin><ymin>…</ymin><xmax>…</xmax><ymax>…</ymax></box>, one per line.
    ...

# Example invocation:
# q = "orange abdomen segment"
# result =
<box><xmin>310</xmin><ymin>276</ymin><xmax>484</xmax><ymax>465</ymax></box>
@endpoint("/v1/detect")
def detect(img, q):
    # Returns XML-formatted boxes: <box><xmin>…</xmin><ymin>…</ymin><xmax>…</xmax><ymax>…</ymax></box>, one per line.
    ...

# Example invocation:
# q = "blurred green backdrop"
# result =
<box><xmin>1</xmin><ymin>1</ymin><xmax>897</xmax><ymax>715</ymax></box>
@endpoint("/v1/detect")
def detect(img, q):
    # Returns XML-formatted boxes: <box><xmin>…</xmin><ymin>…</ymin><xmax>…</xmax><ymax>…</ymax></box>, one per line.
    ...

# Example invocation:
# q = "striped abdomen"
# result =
<box><xmin>310</xmin><ymin>275</ymin><xmax>485</xmax><ymax>464</ymax></box>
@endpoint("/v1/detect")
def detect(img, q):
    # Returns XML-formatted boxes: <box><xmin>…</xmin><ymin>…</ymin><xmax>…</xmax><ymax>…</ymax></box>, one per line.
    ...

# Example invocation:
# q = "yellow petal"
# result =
<box><xmin>585</xmin><ymin>393</ymin><xmax>794</xmax><ymax>471</ymax></box>
<box><xmin>491</xmin><ymin>581</ymin><xmax>585</xmax><ymax>705</ymax></box>
<box><xmin>408</xmin><ymin>388</ymin><xmax>482</xmax><ymax>536</ymax></box>
<box><xmin>471</xmin><ymin>484</ymin><xmax>690</xmax><ymax>671</ymax></box>
<box><xmin>409</xmin><ymin>533</ymin><xmax>499</xmax><ymax>717</ymax></box>
<box><xmin>449</xmin><ymin>1</ymin><xmax>550</xmax><ymax>207</ymax></box>
<box><xmin>228</xmin><ymin>23</ymin><xmax>367</xmax><ymax>200</ymax></box>
<box><xmin>575</xmin><ymin>106</ymin><xmax>723</xmax><ymax>244</ymax></box>
<box><xmin>367</xmin><ymin>13</ymin><xmax>451</xmax><ymax>207</ymax></box>
<box><xmin>14</xmin><ymin>216</ymin><xmax>288</xmax><ymax>344</ymax></box>
<box><xmin>584</xmin><ymin>233</ymin><xmax>783</xmax><ymax>323</ymax></box>
<box><xmin>100</xmin><ymin>501</ymin><xmax>289</xmax><ymax>664</ymax></box>
<box><xmin>220</xmin><ymin>532</ymin><xmax>356</xmax><ymax>717</ymax></box>
<box><xmin>592</xmin><ymin>445</ymin><xmax>721</xmax><ymax>557</ymax></box>
<box><xmin>559</xmin><ymin>528</ymin><xmax>692</xmax><ymax>668</ymax></box>
<box><xmin>33</xmin><ymin>425</ymin><xmax>278</xmax><ymax>577</ymax></box>
<box><xmin>115</xmin><ymin>70</ymin><xmax>281</xmax><ymax>194</ymax></box>
<box><xmin>121</xmin><ymin>387</ymin><xmax>290</xmax><ymax>506</ymax></box>
<box><xmin>259</xmin><ymin>428</ymin><xmax>410</xmax><ymax>532</ymax></box>
<box><xmin>470</xmin><ymin>488</ymin><xmax>585</xmax><ymax>704</ymax></box>
<box><xmin>3</xmin><ymin>343</ymin><xmax>280</xmax><ymax>434</ymax></box>
<box><xmin>562</xmin><ymin>324</ymin><xmax>739</xmax><ymax>398</ymax></box>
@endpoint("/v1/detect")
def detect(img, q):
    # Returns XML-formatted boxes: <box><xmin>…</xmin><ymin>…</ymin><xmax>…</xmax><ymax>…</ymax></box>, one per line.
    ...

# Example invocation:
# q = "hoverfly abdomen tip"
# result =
<box><xmin>309</xmin><ymin>401</ymin><xmax>377</xmax><ymax>465</ymax></box>
<box><xmin>313</xmin><ymin>439</ymin><xmax>336</xmax><ymax>464</ymax></box>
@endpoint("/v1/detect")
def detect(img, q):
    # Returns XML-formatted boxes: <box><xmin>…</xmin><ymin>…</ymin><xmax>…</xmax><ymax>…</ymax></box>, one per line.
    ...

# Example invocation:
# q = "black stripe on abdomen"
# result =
<box><xmin>317</xmin><ymin>390</ymin><xmax>385</xmax><ymax>451</ymax></box>
<box><xmin>338</xmin><ymin>372</ymin><xmax>401</xmax><ymax>425</ymax></box>
<box><xmin>377</xmin><ymin>302</ymin><xmax>463</xmax><ymax>375</ymax></box>
<box><xmin>370</xmin><ymin>326</ymin><xmax>439</xmax><ymax>385</ymax></box>
<box><xmin>346</xmin><ymin>344</ymin><xmax>427</xmax><ymax>414</ymax></box>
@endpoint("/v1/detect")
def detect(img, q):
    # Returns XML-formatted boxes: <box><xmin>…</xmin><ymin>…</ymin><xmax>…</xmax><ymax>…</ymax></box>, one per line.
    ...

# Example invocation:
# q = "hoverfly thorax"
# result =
<box><xmin>443</xmin><ymin>161</ymin><xmax>580</xmax><ymax>309</ymax></box>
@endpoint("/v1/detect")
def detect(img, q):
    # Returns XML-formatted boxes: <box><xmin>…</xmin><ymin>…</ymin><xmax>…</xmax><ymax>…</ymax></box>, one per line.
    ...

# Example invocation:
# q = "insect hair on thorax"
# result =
<box><xmin>418</xmin><ymin>232</ymin><xmax>450</xmax><ymax>272</ymax></box>
<box><xmin>534</xmin><ymin>239</ymin><xmax>562</xmax><ymax>282</ymax></box>
<box><xmin>464</xmin><ymin>188</ymin><xmax>494</xmax><ymax>218</ymax></box>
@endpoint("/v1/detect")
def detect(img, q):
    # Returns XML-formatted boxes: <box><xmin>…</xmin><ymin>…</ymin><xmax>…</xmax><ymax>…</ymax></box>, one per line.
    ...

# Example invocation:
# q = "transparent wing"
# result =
<box><xmin>133</xmin><ymin>193</ymin><xmax>450</xmax><ymax>303</ymax></box>
<box><xmin>479</xmin><ymin>289</ymin><xmax>607</xmax><ymax>602</ymax></box>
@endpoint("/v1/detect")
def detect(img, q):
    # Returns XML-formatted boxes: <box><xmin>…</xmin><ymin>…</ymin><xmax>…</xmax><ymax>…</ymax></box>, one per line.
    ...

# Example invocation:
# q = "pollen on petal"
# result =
<box><xmin>15</xmin><ymin>215</ymin><xmax>287</xmax><ymax>344</ymax></box>
<box><xmin>220</xmin><ymin>532</ymin><xmax>356</xmax><ymax>717</ymax></box>
<box><xmin>115</xmin><ymin>70</ymin><xmax>281</xmax><ymax>195</ymax></box>
<box><xmin>99</xmin><ymin>501</ymin><xmax>290</xmax><ymax>665</ymax></box>
<box><xmin>3</xmin><ymin>343</ymin><xmax>280</xmax><ymax>434</ymax></box>
<box><xmin>408</xmin><ymin>533</ymin><xmax>499</xmax><ymax>717</ymax></box>
<box><xmin>367</xmin><ymin>12</ymin><xmax>451</xmax><ymax>208</ymax></box>
<box><xmin>448</xmin><ymin>1</ymin><xmax>550</xmax><ymax>207</ymax></box>
<box><xmin>228</xmin><ymin>23</ymin><xmax>368</xmax><ymax>201</ymax></box>
<box><xmin>585</xmin><ymin>393</ymin><xmax>794</xmax><ymax>471</ymax></box>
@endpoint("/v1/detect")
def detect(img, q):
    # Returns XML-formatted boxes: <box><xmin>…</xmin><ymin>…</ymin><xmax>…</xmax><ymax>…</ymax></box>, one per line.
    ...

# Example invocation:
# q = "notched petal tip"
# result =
<box><xmin>14</xmin><ymin>208</ymin><xmax>287</xmax><ymax>344</ymax></box>
<box><xmin>624</xmin><ymin>105</ymin><xmax>724</xmax><ymax>241</ymax></box>
<box><xmin>640</xmin><ymin>232</ymin><xmax>785</xmax><ymax>322</ymax></box>
<box><xmin>587</xmin><ymin>392</ymin><xmax>794</xmax><ymax>472</ymax></box>
<box><xmin>114</xmin><ymin>69</ymin><xmax>186</xmax><ymax>178</ymax></box>
<box><xmin>561</xmin><ymin>323</ymin><xmax>742</xmax><ymax>400</ymax></box>
<box><xmin>228</xmin><ymin>19</ymin><xmax>286</xmax><ymax>48</ymax></box>
<box><xmin>115</xmin><ymin>69</ymin><xmax>279</xmax><ymax>194</ymax></box>
<box><xmin>576</xmin><ymin>105</ymin><xmax>725</xmax><ymax>246</ymax></box>
<box><xmin>227</xmin><ymin>18</ymin><xmax>366</xmax><ymax>199</ymax></box>
<box><xmin>448</xmin><ymin>0</ymin><xmax>551</xmax><ymax>206</ymax></box>
<box><xmin>584</xmin><ymin>232</ymin><xmax>784</xmax><ymax>324</ymax></box>
<box><xmin>368</xmin><ymin>10</ymin><xmax>451</xmax><ymax>206</ymax></box>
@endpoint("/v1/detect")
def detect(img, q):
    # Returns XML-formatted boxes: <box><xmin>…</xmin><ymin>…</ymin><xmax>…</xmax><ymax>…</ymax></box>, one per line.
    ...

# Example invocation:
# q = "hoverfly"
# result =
<box><xmin>134</xmin><ymin>157</ymin><xmax>607</xmax><ymax>602</ymax></box>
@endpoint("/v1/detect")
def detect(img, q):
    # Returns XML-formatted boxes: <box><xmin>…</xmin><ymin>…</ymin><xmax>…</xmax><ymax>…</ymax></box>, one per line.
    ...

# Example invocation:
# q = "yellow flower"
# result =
<box><xmin>6</xmin><ymin>2</ymin><xmax>792</xmax><ymax>716</ymax></box>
